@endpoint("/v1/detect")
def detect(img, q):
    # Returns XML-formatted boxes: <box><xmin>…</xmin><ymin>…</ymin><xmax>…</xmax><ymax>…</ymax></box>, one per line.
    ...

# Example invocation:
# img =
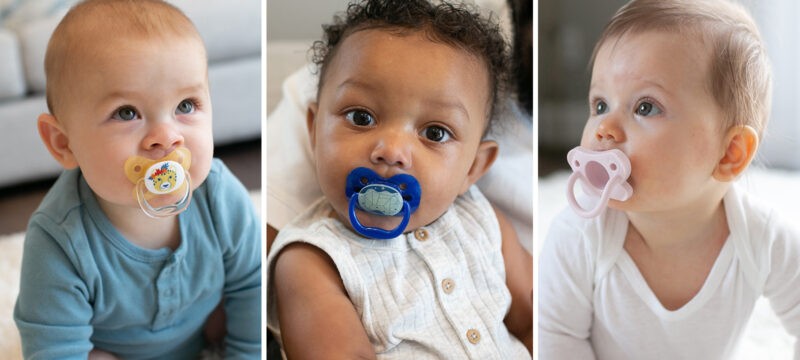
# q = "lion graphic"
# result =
<box><xmin>149</xmin><ymin>163</ymin><xmax>177</xmax><ymax>192</ymax></box>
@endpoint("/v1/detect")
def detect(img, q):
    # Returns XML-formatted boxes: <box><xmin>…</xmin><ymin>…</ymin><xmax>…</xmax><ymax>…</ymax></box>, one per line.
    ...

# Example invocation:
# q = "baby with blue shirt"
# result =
<box><xmin>14</xmin><ymin>0</ymin><xmax>260</xmax><ymax>358</ymax></box>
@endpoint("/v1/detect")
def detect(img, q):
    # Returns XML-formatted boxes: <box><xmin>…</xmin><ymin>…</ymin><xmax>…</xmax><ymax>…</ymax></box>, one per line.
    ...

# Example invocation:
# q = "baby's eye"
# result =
<box><xmin>635</xmin><ymin>101</ymin><xmax>662</xmax><ymax>116</ymax></box>
<box><xmin>420</xmin><ymin>125</ymin><xmax>451</xmax><ymax>143</ymax></box>
<box><xmin>345</xmin><ymin>110</ymin><xmax>375</xmax><ymax>127</ymax></box>
<box><xmin>112</xmin><ymin>106</ymin><xmax>138</xmax><ymax>121</ymax></box>
<box><xmin>594</xmin><ymin>100</ymin><xmax>608</xmax><ymax>115</ymax></box>
<box><xmin>176</xmin><ymin>99</ymin><xmax>195</xmax><ymax>115</ymax></box>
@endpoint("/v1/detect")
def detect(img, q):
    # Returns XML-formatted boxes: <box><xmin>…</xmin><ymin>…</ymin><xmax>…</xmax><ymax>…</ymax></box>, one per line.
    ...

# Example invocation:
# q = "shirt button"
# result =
<box><xmin>165</xmin><ymin>289</ymin><xmax>173</xmax><ymax>296</ymax></box>
<box><xmin>414</xmin><ymin>229</ymin><xmax>429</xmax><ymax>241</ymax></box>
<box><xmin>441</xmin><ymin>278</ymin><xmax>455</xmax><ymax>294</ymax></box>
<box><xmin>466</xmin><ymin>329</ymin><xmax>481</xmax><ymax>344</ymax></box>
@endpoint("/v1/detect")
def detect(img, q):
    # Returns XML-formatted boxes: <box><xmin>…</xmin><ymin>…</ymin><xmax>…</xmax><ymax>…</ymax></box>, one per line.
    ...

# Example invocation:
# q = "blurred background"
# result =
<box><xmin>539</xmin><ymin>0</ymin><xmax>800</xmax><ymax>174</ymax></box>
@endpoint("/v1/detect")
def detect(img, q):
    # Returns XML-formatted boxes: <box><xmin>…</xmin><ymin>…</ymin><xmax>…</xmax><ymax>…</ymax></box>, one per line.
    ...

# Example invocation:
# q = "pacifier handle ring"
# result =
<box><xmin>348</xmin><ymin>193</ymin><xmax>411</xmax><ymax>240</ymax></box>
<box><xmin>135</xmin><ymin>176</ymin><xmax>192</xmax><ymax>218</ymax></box>
<box><xmin>566</xmin><ymin>171</ymin><xmax>623</xmax><ymax>218</ymax></box>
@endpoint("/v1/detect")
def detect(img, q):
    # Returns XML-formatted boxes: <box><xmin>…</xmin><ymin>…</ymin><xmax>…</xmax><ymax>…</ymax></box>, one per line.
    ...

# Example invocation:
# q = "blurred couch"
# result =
<box><xmin>0</xmin><ymin>0</ymin><xmax>261</xmax><ymax>188</ymax></box>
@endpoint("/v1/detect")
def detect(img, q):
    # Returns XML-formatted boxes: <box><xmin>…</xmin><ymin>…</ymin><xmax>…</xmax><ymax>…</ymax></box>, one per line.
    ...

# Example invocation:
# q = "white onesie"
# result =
<box><xmin>539</xmin><ymin>185</ymin><xmax>800</xmax><ymax>359</ymax></box>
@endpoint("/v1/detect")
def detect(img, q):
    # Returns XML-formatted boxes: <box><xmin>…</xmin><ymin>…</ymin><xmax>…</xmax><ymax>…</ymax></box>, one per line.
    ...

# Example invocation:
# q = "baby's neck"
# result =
<box><xmin>97</xmin><ymin>198</ymin><xmax>181</xmax><ymax>250</ymax></box>
<box><xmin>625</xmin><ymin>197</ymin><xmax>729</xmax><ymax>253</ymax></box>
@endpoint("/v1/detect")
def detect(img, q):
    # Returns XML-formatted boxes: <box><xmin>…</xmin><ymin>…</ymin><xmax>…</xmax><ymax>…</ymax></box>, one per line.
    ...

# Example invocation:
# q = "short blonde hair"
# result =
<box><xmin>591</xmin><ymin>0</ymin><xmax>772</xmax><ymax>137</ymax></box>
<box><xmin>45</xmin><ymin>0</ymin><xmax>204</xmax><ymax>115</ymax></box>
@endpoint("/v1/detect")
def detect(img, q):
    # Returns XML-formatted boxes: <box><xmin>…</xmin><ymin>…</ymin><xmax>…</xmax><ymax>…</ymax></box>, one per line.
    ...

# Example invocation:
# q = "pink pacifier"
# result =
<box><xmin>124</xmin><ymin>147</ymin><xmax>192</xmax><ymax>218</ymax></box>
<box><xmin>566</xmin><ymin>147</ymin><xmax>633</xmax><ymax>218</ymax></box>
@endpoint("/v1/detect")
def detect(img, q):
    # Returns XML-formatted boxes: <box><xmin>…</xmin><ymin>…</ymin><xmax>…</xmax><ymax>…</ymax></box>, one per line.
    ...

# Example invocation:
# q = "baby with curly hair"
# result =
<box><xmin>266</xmin><ymin>0</ymin><xmax>532</xmax><ymax>358</ymax></box>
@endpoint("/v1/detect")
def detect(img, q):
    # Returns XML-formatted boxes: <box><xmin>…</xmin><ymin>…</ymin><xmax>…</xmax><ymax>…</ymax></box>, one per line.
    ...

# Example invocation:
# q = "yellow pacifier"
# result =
<box><xmin>124</xmin><ymin>147</ymin><xmax>192</xmax><ymax>218</ymax></box>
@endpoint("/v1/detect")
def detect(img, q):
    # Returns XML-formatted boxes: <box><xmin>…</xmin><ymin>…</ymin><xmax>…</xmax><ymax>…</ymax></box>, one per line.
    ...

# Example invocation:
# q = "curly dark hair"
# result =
<box><xmin>311</xmin><ymin>0</ymin><xmax>511</xmax><ymax>128</ymax></box>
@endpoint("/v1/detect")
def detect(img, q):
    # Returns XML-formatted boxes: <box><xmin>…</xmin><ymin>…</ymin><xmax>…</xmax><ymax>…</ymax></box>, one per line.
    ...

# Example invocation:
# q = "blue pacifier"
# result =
<box><xmin>345</xmin><ymin>167</ymin><xmax>421</xmax><ymax>239</ymax></box>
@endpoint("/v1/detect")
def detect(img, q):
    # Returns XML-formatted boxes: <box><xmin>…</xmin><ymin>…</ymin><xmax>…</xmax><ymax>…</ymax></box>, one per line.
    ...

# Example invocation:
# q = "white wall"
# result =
<box><xmin>266</xmin><ymin>0</ymin><xmax>352</xmax><ymax>41</ymax></box>
<box><xmin>747</xmin><ymin>0</ymin><xmax>800</xmax><ymax>170</ymax></box>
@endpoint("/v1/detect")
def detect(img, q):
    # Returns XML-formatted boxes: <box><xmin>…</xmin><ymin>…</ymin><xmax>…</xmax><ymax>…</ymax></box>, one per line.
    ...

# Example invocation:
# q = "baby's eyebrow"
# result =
<box><xmin>175</xmin><ymin>82</ymin><xmax>207</xmax><ymax>96</ymax></box>
<box><xmin>336</xmin><ymin>78</ymin><xmax>377</xmax><ymax>93</ymax></box>
<box><xmin>422</xmin><ymin>98</ymin><xmax>469</xmax><ymax>121</ymax></box>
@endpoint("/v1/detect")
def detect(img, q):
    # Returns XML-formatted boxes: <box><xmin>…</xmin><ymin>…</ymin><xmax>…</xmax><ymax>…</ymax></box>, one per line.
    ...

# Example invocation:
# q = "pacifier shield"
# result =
<box><xmin>124</xmin><ymin>148</ymin><xmax>193</xmax><ymax>218</ymax></box>
<box><xmin>345</xmin><ymin>167</ymin><xmax>421</xmax><ymax>239</ymax></box>
<box><xmin>566</xmin><ymin>147</ymin><xmax>633</xmax><ymax>218</ymax></box>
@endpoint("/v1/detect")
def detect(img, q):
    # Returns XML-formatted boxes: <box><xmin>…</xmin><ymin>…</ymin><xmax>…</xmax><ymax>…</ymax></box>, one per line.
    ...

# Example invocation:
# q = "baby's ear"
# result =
<box><xmin>713</xmin><ymin>125</ymin><xmax>758</xmax><ymax>182</ymax></box>
<box><xmin>306</xmin><ymin>102</ymin><xmax>319</xmax><ymax>151</ymax></box>
<box><xmin>37</xmin><ymin>113</ymin><xmax>78</xmax><ymax>169</ymax></box>
<box><xmin>460</xmin><ymin>140</ymin><xmax>498</xmax><ymax>194</ymax></box>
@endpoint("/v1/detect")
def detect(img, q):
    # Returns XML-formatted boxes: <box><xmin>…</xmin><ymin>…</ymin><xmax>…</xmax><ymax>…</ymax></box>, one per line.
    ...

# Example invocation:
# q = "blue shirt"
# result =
<box><xmin>15</xmin><ymin>159</ymin><xmax>261</xmax><ymax>359</ymax></box>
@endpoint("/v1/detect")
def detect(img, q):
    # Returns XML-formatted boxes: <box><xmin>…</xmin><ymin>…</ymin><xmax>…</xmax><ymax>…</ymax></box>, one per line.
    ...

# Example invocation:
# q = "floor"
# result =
<box><xmin>0</xmin><ymin>139</ymin><xmax>261</xmax><ymax>235</ymax></box>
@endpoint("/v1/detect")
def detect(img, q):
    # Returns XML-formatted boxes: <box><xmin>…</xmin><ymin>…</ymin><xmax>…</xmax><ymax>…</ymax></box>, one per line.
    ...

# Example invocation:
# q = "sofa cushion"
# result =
<box><xmin>0</xmin><ymin>28</ymin><xmax>26</xmax><ymax>100</ymax></box>
<box><xmin>16</xmin><ymin>1</ymin><xmax>260</xmax><ymax>94</ymax></box>
<box><xmin>15</xmin><ymin>14</ymin><xmax>58</xmax><ymax>94</ymax></box>
<box><xmin>172</xmin><ymin>0</ymin><xmax>261</xmax><ymax>63</ymax></box>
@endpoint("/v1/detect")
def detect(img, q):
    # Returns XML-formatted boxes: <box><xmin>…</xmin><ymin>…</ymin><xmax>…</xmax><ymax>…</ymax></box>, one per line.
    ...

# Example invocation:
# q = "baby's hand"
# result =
<box><xmin>88</xmin><ymin>349</ymin><xmax>120</xmax><ymax>360</ymax></box>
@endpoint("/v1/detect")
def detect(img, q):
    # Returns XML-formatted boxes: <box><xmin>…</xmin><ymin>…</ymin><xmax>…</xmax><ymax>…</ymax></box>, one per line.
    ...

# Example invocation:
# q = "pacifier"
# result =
<box><xmin>566</xmin><ymin>147</ymin><xmax>633</xmax><ymax>218</ymax></box>
<box><xmin>345</xmin><ymin>167</ymin><xmax>421</xmax><ymax>240</ymax></box>
<box><xmin>124</xmin><ymin>147</ymin><xmax>192</xmax><ymax>218</ymax></box>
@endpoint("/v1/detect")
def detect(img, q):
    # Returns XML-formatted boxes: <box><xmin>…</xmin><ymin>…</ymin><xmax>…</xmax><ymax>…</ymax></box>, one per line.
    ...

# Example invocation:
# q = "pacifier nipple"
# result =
<box><xmin>124</xmin><ymin>148</ymin><xmax>192</xmax><ymax>218</ymax></box>
<box><xmin>345</xmin><ymin>167</ymin><xmax>421</xmax><ymax>239</ymax></box>
<box><xmin>566</xmin><ymin>147</ymin><xmax>632</xmax><ymax>218</ymax></box>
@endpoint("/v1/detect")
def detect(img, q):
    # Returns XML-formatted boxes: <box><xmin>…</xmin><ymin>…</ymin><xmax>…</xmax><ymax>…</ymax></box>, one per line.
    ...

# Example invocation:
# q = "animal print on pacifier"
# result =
<box><xmin>566</xmin><ymin>147</ymin><xmax>633</xmax><ymax>218</ymax></box>
<box><xmin>124</xmin><ymin>147</ymin><xmax>192</xmax><ymax>218</ymax></box>
<box><xmin>345</xmin><ymin>167</ymin><xmax>421</xmax><ymax>240</ymax></box>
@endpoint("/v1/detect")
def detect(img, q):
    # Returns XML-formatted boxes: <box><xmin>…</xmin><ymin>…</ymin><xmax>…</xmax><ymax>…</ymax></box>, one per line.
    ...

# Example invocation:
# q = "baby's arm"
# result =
<box><xmin>495</xmin><ymin>206</ymin><xmax>533</xmax><ymax>353</ymax></box>
<box><xmin>14</xmin><ymin>225</ymin><xmax>95</xmax><ymax>359</ymax></box>
<box><xmin>211</xmin><ymin>163</ymin><xmax>262</xmax><ymax>357</ymax></box>
<box><xmin>273</xmin><ymin>243</ymin><xmax>376</xmax><ymax>359</ymax></box>
<box><xmin>538</xmin><ymin>212</ymin><xmax>596</xmax><ymax>359</ymax></box>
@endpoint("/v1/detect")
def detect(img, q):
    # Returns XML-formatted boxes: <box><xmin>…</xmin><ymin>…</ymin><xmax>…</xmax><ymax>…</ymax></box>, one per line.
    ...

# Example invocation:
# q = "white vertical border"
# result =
<box><xmin>260</xmin><ymin>0</ymin><xmax>268</xmax><ymax>358</ymax></box>
<box><xmin>532</xmin><ymin>0</ymin><xmax>540</xmax><ymax>359</ymax></box>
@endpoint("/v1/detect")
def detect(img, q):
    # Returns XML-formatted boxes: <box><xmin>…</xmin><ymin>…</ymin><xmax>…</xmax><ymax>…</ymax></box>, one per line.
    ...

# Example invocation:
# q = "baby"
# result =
<box><xmin>540</xmin><ymin>0</ymin><xmax>800</xmax><ymax>359</ymax></box>
<box><xmin>266</xmin><ymin>0</ymin><xmax>532</xmax><ymax>358</ymax></box>
<box><xmin>14</xmin><ymin>0</ymin><xmax>260</xmax><ymax>358</ymax></box>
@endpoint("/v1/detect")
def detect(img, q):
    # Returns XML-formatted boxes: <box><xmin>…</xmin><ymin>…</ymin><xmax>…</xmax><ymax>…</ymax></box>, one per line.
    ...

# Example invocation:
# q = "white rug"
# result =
<box><xmin>0</xmin><ymin>191</ymin><xmax>261</xmax><ymax>359</ymax></box>
<box><xmin>538</xmin><ymin>168</ymin><xmax>799</xmax><ymax>359</ymax></box>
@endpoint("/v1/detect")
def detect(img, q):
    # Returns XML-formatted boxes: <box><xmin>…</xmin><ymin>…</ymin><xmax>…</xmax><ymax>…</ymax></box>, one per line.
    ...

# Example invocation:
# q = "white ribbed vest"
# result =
<box><xmin>267</xmin><ymin>186</ymin><xmax>530</xmax><ymax>359</ymax></box>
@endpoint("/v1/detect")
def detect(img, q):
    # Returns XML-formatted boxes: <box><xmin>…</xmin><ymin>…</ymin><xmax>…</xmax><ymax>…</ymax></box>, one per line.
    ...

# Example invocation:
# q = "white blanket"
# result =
<box><xmin>538</xmin><ymin>168</ymin><xmax>799</xmax><ymax>359</ymax></box>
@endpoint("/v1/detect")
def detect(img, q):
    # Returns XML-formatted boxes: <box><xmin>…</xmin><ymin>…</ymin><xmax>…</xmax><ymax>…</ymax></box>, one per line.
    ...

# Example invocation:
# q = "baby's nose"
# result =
<box><xmin>594</xmin><ymin>115</ymin><xmax>625</xmax><ymax>143</ymax></box>
<box><xmin>143</xmin><ymin>120</ymin><xmax>184</xmax><ymax>153</ymax></box>
<box><xmin>370</xmin><ymin>131</ymin><xmax>413</xmax><ymax>168</ymax></box>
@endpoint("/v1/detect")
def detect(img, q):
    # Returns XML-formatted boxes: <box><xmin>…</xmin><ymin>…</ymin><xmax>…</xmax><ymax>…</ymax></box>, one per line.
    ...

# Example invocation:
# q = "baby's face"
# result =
<box><xmin>583</xmin><ymin>30</ymin><xmax>728</xmax><ymax>214</ymax></box>
<box><xmin>309</xmin><ymin>29</ymin><xmax>492</xmax><ymax>233</ymax></box>
<box><xmin>56</xmin><ymin>35</ymin><xmax>213</xmax><ymax>210</ymax></box>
